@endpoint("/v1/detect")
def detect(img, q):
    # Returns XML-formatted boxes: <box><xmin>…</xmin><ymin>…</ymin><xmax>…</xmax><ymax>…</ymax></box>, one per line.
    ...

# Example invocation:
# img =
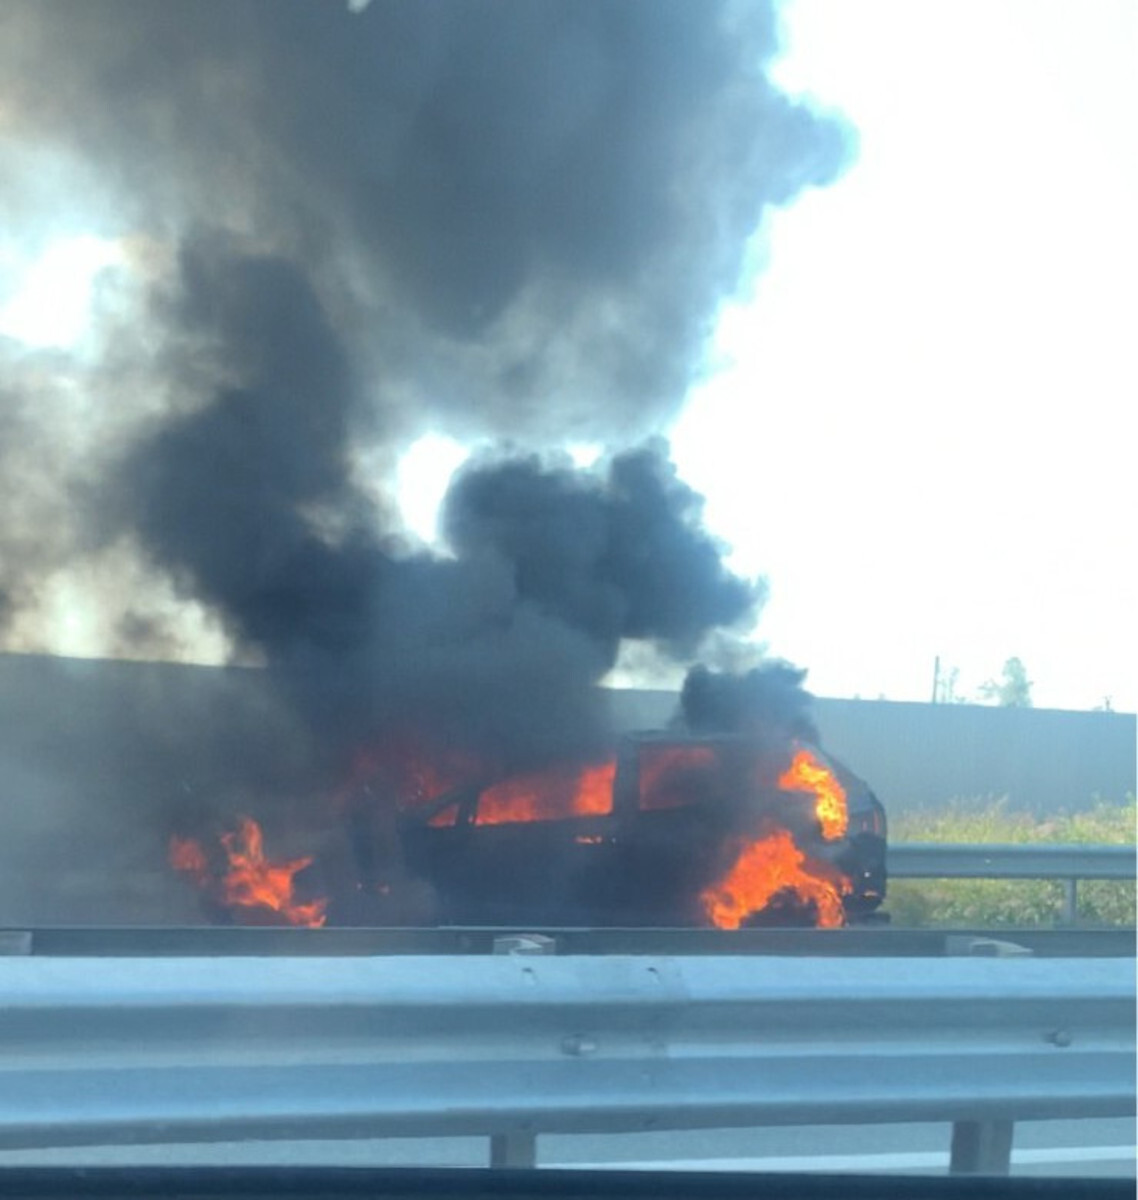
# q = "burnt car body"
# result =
<box><xmin>393</xmin><ymin>732</ymin><xmax>887</xmax><ymax>927</ymax></box>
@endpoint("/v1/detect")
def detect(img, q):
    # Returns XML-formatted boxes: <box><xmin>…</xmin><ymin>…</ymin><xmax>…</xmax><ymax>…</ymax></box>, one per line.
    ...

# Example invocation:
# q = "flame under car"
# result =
<box><xmin>388</xmin><ymin>733</ymin><xmax>887</xmax><ymax>928</ymax></box>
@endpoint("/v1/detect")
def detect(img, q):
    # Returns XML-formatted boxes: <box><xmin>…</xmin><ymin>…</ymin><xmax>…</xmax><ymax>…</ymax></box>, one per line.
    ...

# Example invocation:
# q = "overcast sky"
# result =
<box><xmin>668</xmin><ymin>0</ymin><xmax>1136</xmax><ymax>713</ymax></box>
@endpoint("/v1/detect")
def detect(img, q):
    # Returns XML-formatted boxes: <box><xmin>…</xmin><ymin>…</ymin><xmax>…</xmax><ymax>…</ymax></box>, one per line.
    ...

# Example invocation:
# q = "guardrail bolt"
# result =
<box><xmin>1046</xmin><ymin>1029</ymin><xmax>1073</xmax><ymax>1048</ymax></box>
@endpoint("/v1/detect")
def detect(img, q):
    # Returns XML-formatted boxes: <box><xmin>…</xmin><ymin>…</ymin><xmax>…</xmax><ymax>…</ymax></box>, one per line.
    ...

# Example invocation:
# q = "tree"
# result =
<box><xmin>933</xmin><ymin>663</ymin><xmax>966</xmax><ymax>703</ymax></box>
<box><xmin>979</xmin><ymin>657</ymin><xmax>1033</xmax><ymax>707</ymax></box>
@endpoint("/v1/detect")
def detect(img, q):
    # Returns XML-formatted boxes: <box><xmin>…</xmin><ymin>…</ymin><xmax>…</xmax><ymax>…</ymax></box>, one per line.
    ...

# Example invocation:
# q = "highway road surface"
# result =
<box><xmin>0</xmin><ymin>1119</ymin><xmax>1132</xmax><ymax>1177</ymax></box>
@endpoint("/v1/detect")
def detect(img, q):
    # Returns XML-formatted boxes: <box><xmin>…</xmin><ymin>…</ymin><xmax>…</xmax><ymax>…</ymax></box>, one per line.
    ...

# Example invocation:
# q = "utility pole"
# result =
<box><xmin>931</xmin><ymin>655</ymin><xmax>941</xmax><ymax>703</ymax></box>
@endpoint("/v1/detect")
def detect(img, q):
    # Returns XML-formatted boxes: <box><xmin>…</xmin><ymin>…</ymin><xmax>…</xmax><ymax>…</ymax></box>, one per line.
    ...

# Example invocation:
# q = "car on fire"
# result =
<box><xmin>392</xmin><ymin>732</ymin><xmax>887</xmax><ymax>928</ymax></box>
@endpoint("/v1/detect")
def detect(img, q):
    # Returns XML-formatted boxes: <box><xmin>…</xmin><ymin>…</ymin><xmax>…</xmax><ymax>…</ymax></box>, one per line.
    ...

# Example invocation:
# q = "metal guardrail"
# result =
<box><xmin>0</xmin><ymin>953</ymin><xmax>1132</xmax><ymax>1174</ymax></box>
<box><xmin>889</xmin><ymin>844</ymin><xmax>1135</xmax><ymax>880</ymax></box>
<box><xmin>889</xmin><ymin>843</ymin><xmax>1136</xmax><ymax>923</ymax></box>
<box><xmin>2</xmin><ymin>925</ymin><xmax>1135</xmax><ymax>958</ymax></box>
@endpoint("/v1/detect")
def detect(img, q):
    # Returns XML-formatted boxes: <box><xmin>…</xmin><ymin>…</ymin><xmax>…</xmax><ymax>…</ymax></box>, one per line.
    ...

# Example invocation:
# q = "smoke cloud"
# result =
<box><xmin>0</xmin><ymin>1</ymin><xmax>851</xmax><ymax>771</ymax></box>
<box><xmin>444</xmin><ymin>444</ymin><xmax>757</xmax><ymax>656</ymax></box>
<box><xmin>681</xmin><ymin>661</ymin><xmax>818</xmax><ymax>742</ymax></box>
<box><xmin>0</xmin><ymin>2</ymin><xmax>849</xmax><ymax>417</ymax></box>
<box><xmin>113</xmin><ymin>242</ymin><xmax>761</xmax><ymax>763</ymax></box>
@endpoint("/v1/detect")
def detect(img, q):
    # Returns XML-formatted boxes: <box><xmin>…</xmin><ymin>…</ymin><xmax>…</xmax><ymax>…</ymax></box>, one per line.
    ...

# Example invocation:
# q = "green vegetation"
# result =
<box><xmin>884</xmin><ymin>796</ymin><xmax>1136</xmax><ymax>927</ymax></box>
<box><xmin>978</xmin><ymin>655</ymin><xmax>1033</xmax><ymax>707</ymax></box>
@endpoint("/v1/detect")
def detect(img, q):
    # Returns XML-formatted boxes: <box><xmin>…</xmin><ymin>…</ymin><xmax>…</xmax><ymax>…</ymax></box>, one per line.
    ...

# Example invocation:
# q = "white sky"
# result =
<box><xmin>3</xmin><ymin>2</ymin><xmax>1133</xmax><ymax>713</ymax></box>
<box><xmin>668</xmin><ymin>0</ymin><xmax>1137</xmax><ymax>712</ymax></box>
<box><xmin>0</xmin><ymin>236</ymin><xmax>121</xmax><ymax>348</ymax></box>
<box><xmin>397</xmin><ymin>1</ymin><xmax>1136</xmax><ymax>713</ymax></box>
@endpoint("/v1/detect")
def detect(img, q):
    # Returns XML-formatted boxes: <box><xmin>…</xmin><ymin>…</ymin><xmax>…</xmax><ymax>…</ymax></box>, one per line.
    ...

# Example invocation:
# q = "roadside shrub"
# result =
<box><xmin>884</xmin><ymin>796</ymin><xmax>1136</xmax><ymax>928</ymax></box>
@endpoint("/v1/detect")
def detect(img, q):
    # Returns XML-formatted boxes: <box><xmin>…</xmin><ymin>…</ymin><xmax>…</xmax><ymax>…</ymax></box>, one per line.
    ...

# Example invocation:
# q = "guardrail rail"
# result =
<box><xmin>889</xmin><ymin>843</ymin><xmax>1136</xmax><ymax>923</ymax></box>
<box><xmin>0</xmin><ymin>949</ymin><xmax>1132</xmax><ymax>1176</ymax></box>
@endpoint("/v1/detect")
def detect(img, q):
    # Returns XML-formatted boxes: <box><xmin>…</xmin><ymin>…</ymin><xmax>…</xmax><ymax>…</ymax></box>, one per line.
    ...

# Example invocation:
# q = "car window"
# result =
<box><xmin>476</xmin><ymin>762</ymin><xmax>616</xmax><ymax>826</ymax></box>
<box><xmin>637</xmin><ymin>744</ymin><xmax>720</xmax><ymax>811</ymax></box>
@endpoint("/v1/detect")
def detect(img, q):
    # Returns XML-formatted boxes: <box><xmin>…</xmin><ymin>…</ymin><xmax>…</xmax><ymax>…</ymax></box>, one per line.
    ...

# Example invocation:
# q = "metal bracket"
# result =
<box><xmin>492</xmin><ymin>933</ymin><xmax>558</xmax><ymax>956</ymax></box>
<box><xmin>0</xmin><ymin>931</ymin><xmax>32</xmax><ymax>956</ymax></box>
<box><xmin>945</xmin><ymin>935</ymin><xmax>1033</xmax><ymax>958</ymax></box>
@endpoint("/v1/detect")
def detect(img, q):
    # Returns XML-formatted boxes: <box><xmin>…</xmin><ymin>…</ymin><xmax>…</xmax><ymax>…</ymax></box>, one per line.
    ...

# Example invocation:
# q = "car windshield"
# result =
<box><xmin>0</xmin><ymin>0</ymin><xmax>1133</xmax><ymax>1183</ymax></box>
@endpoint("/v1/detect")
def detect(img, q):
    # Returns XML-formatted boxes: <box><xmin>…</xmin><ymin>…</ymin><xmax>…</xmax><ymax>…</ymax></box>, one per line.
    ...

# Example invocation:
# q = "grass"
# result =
<box><xmin>884</xmin><ymin>796</ymin><xmax>1136</xmax><ymax>928</ymax></box>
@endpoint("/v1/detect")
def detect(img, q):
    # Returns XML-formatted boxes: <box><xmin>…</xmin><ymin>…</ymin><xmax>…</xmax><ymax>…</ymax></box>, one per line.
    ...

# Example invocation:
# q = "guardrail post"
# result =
<box><xmin>489</xmin><ymin>1131</ymin><xmax>538</xmax><ymax>1169</ymax></box>
<box><xmin>1061</xmin><ymin>878</ymin><xmax>1078</xmax><ymax>925</ymax></box>
<box><xmin>488</xmin><ymin>933</ymin><xmax>557</xmax><ymax>1167</ymax></box>
<box><xmin>950</xmin><ymin>1119</ymin><xmax>1014</xmax><ymax>1175</ymax></box>
<box><xmin>945</xmin><ymin>934</ymin><xmax>1031</xmax><ymax>1173</ymax></box>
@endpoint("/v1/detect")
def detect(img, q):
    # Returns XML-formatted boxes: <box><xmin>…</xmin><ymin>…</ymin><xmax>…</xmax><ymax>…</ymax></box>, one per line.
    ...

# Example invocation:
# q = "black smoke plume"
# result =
<box><xmin>681</xmin><ymin>661</ymin><xmax>818</xmax><ymax>742</ymax></box>
<box><xmin>0</xmin><ymin>1</ymin><xmax>848</xmax><ymax>440</ymax></box>
<box><xmin>0</xmin><ymin>1</ymin><xmax>850</xmax><ymax>774</ymax></box>
<box><xmin>444</xmin><ymin>445</ymin><xmax>757</xmax><ymax>657</ymax></box>
<box><xmin>113</xmin><ymin>238</ymin><xmax>761</xmax><ymax>767</ymax></box>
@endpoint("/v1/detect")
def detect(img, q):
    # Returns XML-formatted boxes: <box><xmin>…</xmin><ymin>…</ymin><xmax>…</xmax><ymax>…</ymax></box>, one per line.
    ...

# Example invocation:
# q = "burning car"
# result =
<box><xmin>384</xmin><ymin>732</ymin><xmax>887</xmax><ymax>929</ymax></box>
<box><xmin>170</xmin><ymin>677</ymin><xmax>887</xmax><ymax>930</ymax></box>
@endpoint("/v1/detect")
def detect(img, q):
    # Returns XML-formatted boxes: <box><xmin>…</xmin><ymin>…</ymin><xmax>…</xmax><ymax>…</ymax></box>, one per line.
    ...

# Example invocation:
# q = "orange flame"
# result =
<box><xmin>701</xmin><ymin>829</ymin><xmax>851</xmax><ymax>929</ymax></box>
<box><xmin>475</xmin><ymin>760</ymin><xmax>616</xmax><ymax>825</ymax></box>
<box><xmin>169</xmin><ymin>817</ymin><xmax>327</xmax><ymax>927</ymax></box>
<box><xmin>345</xmin><ymin>739</ymin><xmax>479</xmax><ymax>812</ymax></box>
<box><xmin>169</xmin><ymin>835</ymin><xmax>208</xmax><ymax>881</ymax></box>
<box><xmin>778</xmin><ymin>746</ymin><xmax>848</xmax><ymax>840</ymax></box>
